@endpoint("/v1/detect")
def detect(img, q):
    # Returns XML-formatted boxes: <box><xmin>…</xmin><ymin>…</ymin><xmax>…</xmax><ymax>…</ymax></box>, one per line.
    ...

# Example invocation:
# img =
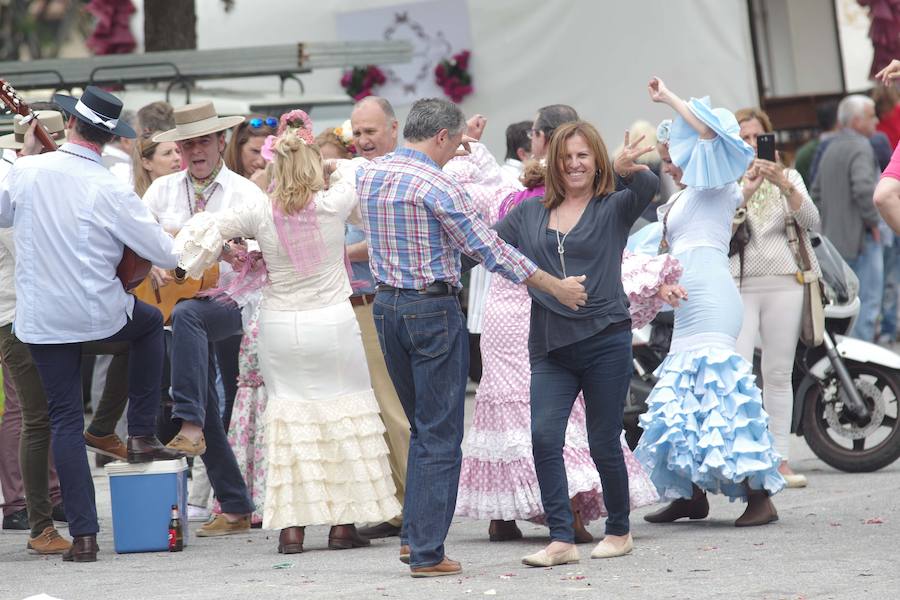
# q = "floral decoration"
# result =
<box><xmin>261</xmin><ymin>109</ymin><xmax>316</xmax><ymax>162</ymax></box>
<box><xmin>340</xmin><ymin>65</ymin><xmax>387</xmax><ymax>101</ymax></box>
<box><xmin>435</xmin><ymin>49</ymin><xmax>473</xmax><ymax>103</ymax></box>
<box><xmin>333</xmin><ymin>119</ymin><xmax>357</xmax><ymax>155</ymax></box>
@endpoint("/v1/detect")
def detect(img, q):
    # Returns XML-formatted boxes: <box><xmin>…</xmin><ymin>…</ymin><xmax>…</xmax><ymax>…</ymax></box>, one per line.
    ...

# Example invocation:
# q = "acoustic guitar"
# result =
<box><xmin>132</xmin><ymin>264</ymin><xmax>220</xmax><ymax>324</ymax></box>
<box><xmin>0</xmin><ymin>79</ymin><xmax>151</xmax><ymax>290</ymax></box>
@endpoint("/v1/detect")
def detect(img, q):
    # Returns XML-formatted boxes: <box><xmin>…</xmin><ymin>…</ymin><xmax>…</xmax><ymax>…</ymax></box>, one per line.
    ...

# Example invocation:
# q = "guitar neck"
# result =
<box><xmin>33</xmin><ymin>121</ymin><xmax>58</xmax><ymax>152</ymax></box>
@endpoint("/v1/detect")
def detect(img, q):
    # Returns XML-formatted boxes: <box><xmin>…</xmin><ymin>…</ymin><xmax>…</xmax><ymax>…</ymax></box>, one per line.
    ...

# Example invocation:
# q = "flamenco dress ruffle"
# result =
<box><xmin>635</xmin><ymin>348</ymin><xmax>785</xmax><ymax>500</ymax></box>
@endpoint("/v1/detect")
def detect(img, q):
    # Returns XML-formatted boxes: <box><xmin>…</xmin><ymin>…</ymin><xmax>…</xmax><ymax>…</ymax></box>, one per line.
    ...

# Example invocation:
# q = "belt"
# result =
<box><xmin>376</xmin><ymin>281</ymin><xmax>460</xmax><ymax>297</ymax></box>
<box><xmin>349</xmin><ymin>293</ymin><xmax>376</xmax><ymax>307</ymax></box>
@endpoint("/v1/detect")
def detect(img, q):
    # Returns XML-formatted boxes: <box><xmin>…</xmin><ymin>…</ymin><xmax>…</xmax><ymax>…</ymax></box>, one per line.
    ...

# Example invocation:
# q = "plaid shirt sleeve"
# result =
<box><xmin>428</xmin><ymin>185</ymin><xmax>537</xmax><ymax>284</ymax></box>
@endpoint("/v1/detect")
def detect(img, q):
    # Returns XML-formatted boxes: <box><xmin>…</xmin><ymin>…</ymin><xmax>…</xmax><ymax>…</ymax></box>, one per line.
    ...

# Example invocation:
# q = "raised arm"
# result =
<box><xmin>648</xmin><ymin>77</ymin><xmax>715</xmax><ymax>140</ymax></box>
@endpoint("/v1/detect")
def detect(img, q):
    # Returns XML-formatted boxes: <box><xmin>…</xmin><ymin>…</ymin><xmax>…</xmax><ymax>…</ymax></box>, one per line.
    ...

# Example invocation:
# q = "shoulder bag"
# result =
<box><xmin>783</xmin><ymin>199</ymin><xmax>825</xmax><ymax>347</ymax></box>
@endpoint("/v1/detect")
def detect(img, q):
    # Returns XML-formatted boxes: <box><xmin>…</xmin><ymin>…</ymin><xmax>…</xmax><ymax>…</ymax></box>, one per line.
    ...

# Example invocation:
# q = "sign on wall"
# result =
<box><xmin>336</xmin><ymin>0</ymin><xmax>472</xmax><ymax>106</ymax></box>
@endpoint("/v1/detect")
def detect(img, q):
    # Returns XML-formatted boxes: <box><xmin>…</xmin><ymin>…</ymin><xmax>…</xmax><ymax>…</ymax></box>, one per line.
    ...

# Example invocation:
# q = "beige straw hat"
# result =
<box><xmin>0</xmin><ymin>111</ymin><xmax>67</xmax><ymax>149</ymax></box>
<box><xmin>152</xmin><ymin>101</ymin><xmax>244</xmax><ymax>143</ymax></box>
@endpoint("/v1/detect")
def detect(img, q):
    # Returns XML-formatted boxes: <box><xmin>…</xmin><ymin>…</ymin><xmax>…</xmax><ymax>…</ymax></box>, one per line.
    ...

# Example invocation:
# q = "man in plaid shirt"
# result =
<box><xmin>357</xmin><ymin>97</ymin><xmax>586</xmax><ymax>578</ymax></box>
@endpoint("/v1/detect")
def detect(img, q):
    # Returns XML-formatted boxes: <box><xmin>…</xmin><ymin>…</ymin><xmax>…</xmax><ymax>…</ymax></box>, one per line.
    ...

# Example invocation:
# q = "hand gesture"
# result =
<box><xmin>554</xmin><ymin>275</ymin><xmax>588</xmax><ymax>310</ymax></box>
<box><xmin>755</xmin><ymin>158</ymin><xmax>789</xmax><ymax>190</ymax></box>
<box><xmin>876</xmin><ymin>59</ymin><xmax>900</xmax><ymax>86</ymax></box>
<box><xmin>742</xmin><ymin>162</ymin><xmax>765</xmax><ymax>195</ymax></box>
<box><xmin>19</xmin><ymin>119</ymin><xmax>44</xmax><ymax>157</ymax></box>
<box><xmin>657</xmin><ymin>283</ymin><xmax>687</xmax><ymax>307</ymax></box>
<box><xmin>648</xmin><ymin>77</ymin><xmax>671</xmax><ymax>104</ymax></box>
<box><xmin>149</xmin><ymin>266</ymin><xmax>173</xmax><ymax>288</ymax></box>
<box><xmin>613</xmin><ymin>130</ymin><xmax>654</xmax><ymax>177</ymax></box>
<box><xmin>455</xmin><ymin>135</ymin><xmax>477</xmax><ymax>157</ymax></box>
<box><xmin>466</xmin><ymin>114</ymin><xmax>487</xmax><ymax>141</ymax></box>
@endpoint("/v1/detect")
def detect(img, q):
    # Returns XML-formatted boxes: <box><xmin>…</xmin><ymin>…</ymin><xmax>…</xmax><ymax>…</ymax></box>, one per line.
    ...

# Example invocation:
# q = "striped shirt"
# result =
<box><xmin>357</xmin><ymin>147</ymin><xmax>537</xmax><ymax>289</ymax></box>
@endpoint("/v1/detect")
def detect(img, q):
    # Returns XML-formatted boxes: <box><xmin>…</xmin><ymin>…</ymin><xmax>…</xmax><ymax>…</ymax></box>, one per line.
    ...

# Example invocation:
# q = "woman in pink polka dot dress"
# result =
<box><xmin>446</xmin><ymin>143</ymin><xmax>674</xmax><ymax>542</ymax></box>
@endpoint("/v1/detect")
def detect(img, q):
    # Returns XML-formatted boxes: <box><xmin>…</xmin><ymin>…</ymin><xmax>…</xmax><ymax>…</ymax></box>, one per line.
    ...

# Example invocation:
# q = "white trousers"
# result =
<box><xmin>735</xmin><ymin>275</ymin><xmax>804</xmax><ymax>461</ymax></box>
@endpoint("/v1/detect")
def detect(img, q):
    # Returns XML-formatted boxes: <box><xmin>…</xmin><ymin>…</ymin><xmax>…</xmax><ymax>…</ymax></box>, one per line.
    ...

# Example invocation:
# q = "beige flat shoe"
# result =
<box><xmin>521</xmin><ymin>545</ymin><xmax>580</xmax><ymax>567</ymax></box>
<box><xmin>591</xmin><ymin>533</ymin><xmax>633</xmax><ymax>559</ymax></box>
<box><xmin>782</xmin><ymin>473</ymin><xmax>808</xmax><ymax>488</ymax></box>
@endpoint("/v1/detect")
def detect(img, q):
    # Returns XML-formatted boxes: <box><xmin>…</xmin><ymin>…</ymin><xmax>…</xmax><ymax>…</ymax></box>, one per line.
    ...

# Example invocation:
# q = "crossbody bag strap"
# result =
<box><xmin>782</xmin><ymin>195</ymin><xmax>817</xmax><ymax>283</ymax></box>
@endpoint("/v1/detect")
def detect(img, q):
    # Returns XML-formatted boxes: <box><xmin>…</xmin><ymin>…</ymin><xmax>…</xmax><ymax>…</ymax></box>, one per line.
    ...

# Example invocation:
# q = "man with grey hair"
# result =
<box><xmin>358</xmin><ymin>97</ymin><xmax>587</xmax><ymax>577</ymax></box>
<box><xmin>812</xmin><ymin>94</ymin><xmax>884</xmax><ymax>341</ymax></box>
<box><xmin>346</xmin><ymin>96</ymin><xmax>410</xmax><ymax>541</ymax></box>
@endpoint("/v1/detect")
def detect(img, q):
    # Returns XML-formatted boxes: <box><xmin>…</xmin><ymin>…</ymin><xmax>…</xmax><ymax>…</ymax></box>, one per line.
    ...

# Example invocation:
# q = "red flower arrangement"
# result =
<box><xmin>435</xmin><ymin>50</ymin><xmax>473</xmax><ymax>103</ymax></box>
<box><xmin>340</xmin><ymin>65</ymin><xmax>387</xmax><ymax>101</ymax></box>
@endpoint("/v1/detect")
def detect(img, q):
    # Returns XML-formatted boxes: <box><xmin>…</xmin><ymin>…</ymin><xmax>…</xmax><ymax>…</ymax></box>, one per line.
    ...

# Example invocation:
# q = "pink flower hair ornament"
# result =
<box><xmin>260</xmin><ymin>109</ymin><xmax>316</xmax><ymax>163</ymax></box>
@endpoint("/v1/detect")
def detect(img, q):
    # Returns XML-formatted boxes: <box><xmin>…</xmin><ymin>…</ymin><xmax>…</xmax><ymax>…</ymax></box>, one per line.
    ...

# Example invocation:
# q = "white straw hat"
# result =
<box><xmin>152</xmin><ymin>101</ymin><xmax>244</xmax><ymax>143</ymax></box>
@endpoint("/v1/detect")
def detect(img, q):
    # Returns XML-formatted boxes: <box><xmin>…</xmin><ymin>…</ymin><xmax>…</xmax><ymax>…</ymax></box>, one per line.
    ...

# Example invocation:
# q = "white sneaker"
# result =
<box><xmin>187</xmin><ymin>504</ymin><xmax>211</xmax><ymax>522</ymax></box>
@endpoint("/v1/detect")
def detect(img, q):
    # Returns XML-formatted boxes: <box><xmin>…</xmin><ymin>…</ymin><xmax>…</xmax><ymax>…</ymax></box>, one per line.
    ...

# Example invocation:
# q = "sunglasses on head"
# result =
<box><xmin>248</xmin><ymin>117</ymin><xmax>278</xmax><ymax>129</ymax></box>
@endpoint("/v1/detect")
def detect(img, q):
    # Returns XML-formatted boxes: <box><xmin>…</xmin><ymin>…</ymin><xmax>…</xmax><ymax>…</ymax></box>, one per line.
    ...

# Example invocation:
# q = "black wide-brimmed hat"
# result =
<box><xmin>52</xmin><ymin>85</ymin><xmax>136</xmax><ymax>139</ymax></box>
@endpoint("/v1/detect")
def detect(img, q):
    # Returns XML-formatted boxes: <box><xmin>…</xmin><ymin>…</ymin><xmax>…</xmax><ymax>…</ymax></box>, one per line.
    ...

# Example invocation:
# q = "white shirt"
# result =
<box><xmin>500</xmin><ymin>157</ymin><xmax>524</xmax><ymax>189</ymax></box>
<box><xmin>142</xmin><ymin>163</ymin><xmax>268</xmax><ymax>280</ymax></box>
<box><xmin>0</xmin><ymin>152</ymin><xmax>14</xmax><ymax>326</ymax></box>
<box><xmin>0</xmin><ymin>143</ymin><xmax>179</xmax><ymax>343</ymax></box>
<box><xmin>102</xmin><ymin>143</ymin><xmax>133</xmax><ymax>185</ymax></box>
<box><xmin>176</xmin><ymin>161</ymin><xmax>362</xmax><ymax>312</ymax></box>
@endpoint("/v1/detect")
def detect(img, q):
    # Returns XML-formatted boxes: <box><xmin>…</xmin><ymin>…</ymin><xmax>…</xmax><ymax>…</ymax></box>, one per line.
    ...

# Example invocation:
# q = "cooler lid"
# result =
<box><xmin>105</xmin><ymin>458</ymin><xmax>188</xmax><ymax>476</ymax></box>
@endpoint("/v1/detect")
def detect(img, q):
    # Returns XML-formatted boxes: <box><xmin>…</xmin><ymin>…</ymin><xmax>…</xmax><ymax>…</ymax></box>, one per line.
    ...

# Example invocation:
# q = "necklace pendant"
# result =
<box><xmin>557</xmin><ymin>243</ymin><xmax>565</xmax><ymax>255</ymax></box>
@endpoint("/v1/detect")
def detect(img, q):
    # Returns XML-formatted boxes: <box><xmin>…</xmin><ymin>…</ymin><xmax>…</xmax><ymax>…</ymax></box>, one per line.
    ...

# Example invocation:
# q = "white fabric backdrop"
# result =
<box><xmin>182</xmin><ymin>0</ymin><xmax>759</xmax><ymax>157</ymax></box>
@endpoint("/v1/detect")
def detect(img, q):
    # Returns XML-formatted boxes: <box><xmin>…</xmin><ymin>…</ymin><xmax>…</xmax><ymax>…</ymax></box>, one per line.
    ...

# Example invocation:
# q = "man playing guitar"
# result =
<box><xmin>142</xmin><ymin>101</ymin><xmax>261</xmax><ymax>536</ymax></box>
<box><xmin>0</xmin><ymin>86</ymin><xmax>184</xmax><ymax>562</ymax></box>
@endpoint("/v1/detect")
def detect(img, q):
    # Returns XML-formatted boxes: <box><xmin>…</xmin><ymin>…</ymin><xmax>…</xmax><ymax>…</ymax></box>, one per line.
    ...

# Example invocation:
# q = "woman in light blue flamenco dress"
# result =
<box><xmin>634</xmin><ymin>77</ymin><xmax>785</xmax><ymax>527</ymax></box>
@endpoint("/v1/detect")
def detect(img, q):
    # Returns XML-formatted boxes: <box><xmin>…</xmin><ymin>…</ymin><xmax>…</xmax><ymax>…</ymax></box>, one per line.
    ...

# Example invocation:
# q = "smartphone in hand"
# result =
<box><xmin>757</xmin><ymin>133</ymin><xmax>776</xmax><ymax>162</ymax></box>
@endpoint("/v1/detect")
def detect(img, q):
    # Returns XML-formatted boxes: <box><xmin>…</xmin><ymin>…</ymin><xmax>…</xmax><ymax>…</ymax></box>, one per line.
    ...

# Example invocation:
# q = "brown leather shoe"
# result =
<box><xmin>27</xmin><ymin>526</ymin><xmax>72</xmax><ymax>555</ymax></box>
<box><xmin>399</xmin><ymin>544</ymin><xmax>410</xmax><ymax>564</ymax></box>
<box><xmin>357</xmin><ymin>520</ymin><xmax>401</xmax><ymax>539</ymax></box>
<box><xmin>84</xmin><ymin>431</ymin><xmax>127</xmax><ymax>461</ymax></box>
<box><xmin>735</xmin><ymin>489</ymin><xmax>779</xmax><ymax>527</ymax></box>
<box><xmin>166</xmin><ymin>433</ymin><xmax>206</xmax><ymax>457</ymax></box>
<box><xmin>644</xmin><ymin>485</ymin><xmax>709</xmax><ymax>523</ymax></box>
<box><xmin>488</xmin><ymin>520</ymin><xmax>522</xmax><ymax>542</ymax></box>
<box><xmin>572</xmin><ymin>506</ymin><xmax>594</xmax><ymax>544</ymax></box>
<box><xmin>62</xmin><ymin>535</ymin><xmax>97</xmax><ymax>562</ymax></box>
<box><xmin>410</xmin><ymin>556</ymin><xmax>462</xmax><ymax>578</ymax></box>
<box><xmin>278</xmin><ymin>526</ymin><xmax>304</xmax><ymax>554</ymax></box>
<box><xmin>328</xmin><ymin>524</ymin><xmax>371</xmax><ymax>550</ymax></box>
<box><xmin>127</xmin><ymin>436</ymin><xmax>186</xmax><ymax>463</ymax></box>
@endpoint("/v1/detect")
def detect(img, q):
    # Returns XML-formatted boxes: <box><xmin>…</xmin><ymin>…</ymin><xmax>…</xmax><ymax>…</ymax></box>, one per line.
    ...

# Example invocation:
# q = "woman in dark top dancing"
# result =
<box><xmin>494</xmin><ymin>121</ymin><xmax>685</xmax><ymax>567</ymax></box>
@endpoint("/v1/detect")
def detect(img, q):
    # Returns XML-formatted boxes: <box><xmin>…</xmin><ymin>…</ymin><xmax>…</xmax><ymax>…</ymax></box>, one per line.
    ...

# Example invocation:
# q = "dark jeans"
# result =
<box><xmin>27</xmin><ymin>300</ymin><xmax>164</xmax><ymax>537</ymax></box>
<box><xmin>530</xmin><ymin>328</ymin><xmax>632</xmax><ymax>543</ymax></box>
<box><xmin>373</xmin><ymin>289</ymin><xmax>468</xmax><ymax>569</ymax></box>
<box><xmin>169</xmin><ymin>298</ymin><xmax>252</xmax><ymax>515</ymax></box>
<box><xmin>214</xmin><ymin>334</ymin><xmax>242</xmax><ymax>432</ymax></box>
<box><xmin>85</xmin><ymin>344</ymin><xmax>130</xmax><ymax>436</ymax></box>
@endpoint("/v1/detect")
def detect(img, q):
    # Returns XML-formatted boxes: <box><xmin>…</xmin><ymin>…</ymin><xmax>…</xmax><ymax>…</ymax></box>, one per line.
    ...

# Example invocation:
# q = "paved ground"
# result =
<box><xmin>1</xmin><ymin>399</ymin><xmax>899</xmax><ymax>600</ymax></box>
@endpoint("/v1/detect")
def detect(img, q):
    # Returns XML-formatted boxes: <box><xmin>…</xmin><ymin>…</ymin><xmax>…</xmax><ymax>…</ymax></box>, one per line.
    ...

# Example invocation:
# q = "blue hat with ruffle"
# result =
<box><xmin>667</xmin><ymin>97</ymin><xmax>754</xmax><ymax>189</ymax></box>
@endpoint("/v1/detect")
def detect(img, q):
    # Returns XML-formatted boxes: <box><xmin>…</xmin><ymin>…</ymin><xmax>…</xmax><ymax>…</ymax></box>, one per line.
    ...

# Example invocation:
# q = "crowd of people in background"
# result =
<box><xmin>0</xmin><ymin>64</ymin><xmax>899</xmax><ymax>576</ymax></box>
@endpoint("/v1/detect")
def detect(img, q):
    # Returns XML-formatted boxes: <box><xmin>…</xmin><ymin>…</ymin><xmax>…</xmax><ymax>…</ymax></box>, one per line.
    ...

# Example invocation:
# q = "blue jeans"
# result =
<box><xmin>169</xmin><ymin>298</ymin><xmax>252</xmax><ymax>515</ymax></box>
<box><xmin>27</xmin><ymin>300</ymin><xmax>164</xmax><ymax>537</ymax></box>
<box><xmin>847</xmin><ymin>234</ymin><xmax>884</xmax><ymax>342</ymax></box>
<box><xmin>372</xmin><ymin>289</ymin><xmax>468</xmax><ymax>569</ymax></box>
<box><xmin>880</xmin><ymin>239</ymin><xmax>900</xmax><ymax>340</ymax></box>
<box><xmin>530</xmin><ymin>328</ymin><xmax>632</xmax><ymax>543</ymax></box>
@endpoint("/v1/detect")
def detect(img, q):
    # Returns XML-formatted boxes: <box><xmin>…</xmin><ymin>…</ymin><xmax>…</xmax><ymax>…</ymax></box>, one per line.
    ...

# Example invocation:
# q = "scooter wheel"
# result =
<box><xmin>801</xmin><ymin>361</ymin><xmax>900</xmax><ymax>472</ymax></box>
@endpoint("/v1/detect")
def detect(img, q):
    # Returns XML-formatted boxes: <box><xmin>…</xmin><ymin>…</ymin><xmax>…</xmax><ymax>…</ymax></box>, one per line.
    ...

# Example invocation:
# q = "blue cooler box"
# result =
<box><xmin>105</xmin><ymin>458</ymin><xmax>189</xmax><ymax>553</ymax></box>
